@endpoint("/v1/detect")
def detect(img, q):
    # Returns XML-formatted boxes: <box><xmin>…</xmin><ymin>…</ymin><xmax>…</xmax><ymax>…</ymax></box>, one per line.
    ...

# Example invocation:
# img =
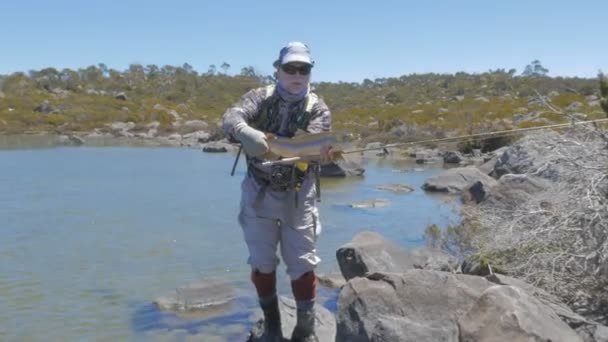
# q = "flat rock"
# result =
<box><xmin>349</xmin><ymin>199</ymin><xmax>390</xmax><ymax>208</ymax></box>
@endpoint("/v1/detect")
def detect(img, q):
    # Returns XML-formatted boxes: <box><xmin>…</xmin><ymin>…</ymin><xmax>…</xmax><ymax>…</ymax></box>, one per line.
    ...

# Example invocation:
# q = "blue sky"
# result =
<box><xmin>2</xmin><ymin>0</ymin><xmax>606</xmax><ymax>82</ymax></box>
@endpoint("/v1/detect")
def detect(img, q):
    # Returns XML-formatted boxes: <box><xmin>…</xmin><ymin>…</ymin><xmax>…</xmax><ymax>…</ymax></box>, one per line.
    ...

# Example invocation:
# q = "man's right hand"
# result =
<box><xmin>233</xmin><ymin>122</ymin><xmax>269</xmax><ymax>157</ymax></box>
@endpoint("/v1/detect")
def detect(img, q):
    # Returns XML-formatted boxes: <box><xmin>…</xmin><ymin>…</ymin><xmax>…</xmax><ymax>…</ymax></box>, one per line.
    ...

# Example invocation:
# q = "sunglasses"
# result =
<box><xmin>281</xmin><ymin>64</ymin><xmax>312</xmax><ymax>75</ymax></box>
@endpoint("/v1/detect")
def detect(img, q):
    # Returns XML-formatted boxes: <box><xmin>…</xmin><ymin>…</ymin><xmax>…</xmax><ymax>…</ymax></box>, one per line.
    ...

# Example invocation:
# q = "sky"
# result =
<box><xmin>2</xmin><ymin>0</ymin><xmax>606</xmax><ymax>83</ymax></box>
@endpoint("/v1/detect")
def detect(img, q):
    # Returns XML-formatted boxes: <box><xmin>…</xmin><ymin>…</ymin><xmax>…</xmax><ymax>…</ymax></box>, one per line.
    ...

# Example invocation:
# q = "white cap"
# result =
<box><xmin>273</xmin><ymin>41</ymin><xmax>314</xmax><ymax>68</ymax></box>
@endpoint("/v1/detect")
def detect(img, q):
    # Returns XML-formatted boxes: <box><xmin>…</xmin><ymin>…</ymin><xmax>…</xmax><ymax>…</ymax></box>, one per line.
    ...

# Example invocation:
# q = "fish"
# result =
<box><xmin>260</xmin><ymin>131</ymin><xmax>347</xmax><ymax>165</ymax></box>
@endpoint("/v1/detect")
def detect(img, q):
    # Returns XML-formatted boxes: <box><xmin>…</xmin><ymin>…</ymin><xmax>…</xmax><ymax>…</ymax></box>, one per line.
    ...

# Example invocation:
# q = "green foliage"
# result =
<box><xmin>600</xmin><ymin>72</ymin><xmax>608</xmax><ymax>116</ymax></box>
<box><xmin>0</xmin><ymin>63</ymin><xmax>600</xmax><ymax>135</ymax></box>
<box><xmin>423</xmin><ymin>224</ymin><xmax>442</xmax><ymax>248</ymax></box>
<box><xmin>522</xmin><ymin>60</ymin><xmax>549</xmax><ymax>77</ymax></box>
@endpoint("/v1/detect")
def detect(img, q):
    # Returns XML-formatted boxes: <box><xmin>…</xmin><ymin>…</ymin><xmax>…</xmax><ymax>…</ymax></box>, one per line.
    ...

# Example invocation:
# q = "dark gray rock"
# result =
<box><xmin>462</xmin><ymin>180</ymin><xmax>487</xmax><ymax>203</ymax></box>
<box><xmin>443</xmin><ymin>151</ymin><xmax>462</xmax><ymax>164</ymax></box>
<box><xmin>115</xmin><ymin>92</ymin><xmax>128</xmax><ymax>100</ymax></box>
<box><xmin>33</xmin><ymin>100</ymin><xmax>55</xmax><ymax>113</ymax></box>
<box><xmin>422</xmin><ymin>167</ymin><xmax>497</xmax><ymax>194</ymax></box>
<box><xmin>202</xmin><ymin>142</ymin><xmax>229</xmax><ymax>153</ymax></box>
<box><xmin>336</xmin><ymin>231</ymin><xmax>458</xmax><ymax>280</ymax></box>
<box><xmin>320</xmin><ymin>160</ymin><xmax>364</xmax><ymax>177</ymax></box>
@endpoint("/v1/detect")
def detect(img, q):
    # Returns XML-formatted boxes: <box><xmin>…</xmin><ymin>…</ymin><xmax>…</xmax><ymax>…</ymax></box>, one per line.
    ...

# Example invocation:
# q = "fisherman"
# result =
<box><xmin>222</xmin><ymin>42</ymin><xmax>332</xmax><ymax>342</ymax></box>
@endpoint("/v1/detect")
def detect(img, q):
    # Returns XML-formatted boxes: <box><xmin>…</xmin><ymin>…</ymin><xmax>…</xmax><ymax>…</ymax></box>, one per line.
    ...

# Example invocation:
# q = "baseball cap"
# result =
<box><xmin>273</xmin><ymin>42</ymin><xmax>315</xmax><ymax>68</ymax></box>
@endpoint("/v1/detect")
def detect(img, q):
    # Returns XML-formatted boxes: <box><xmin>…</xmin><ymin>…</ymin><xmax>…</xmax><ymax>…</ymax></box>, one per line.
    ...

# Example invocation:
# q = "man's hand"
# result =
<box><xmin>320</xmin><ymin>145</ymin><xmax>336</xmax><ymax>164</ymax></box>
<box><xmin>233</xmin><ymin>122</ymin><xmax>268</xmax><ymax>157</ymax></box>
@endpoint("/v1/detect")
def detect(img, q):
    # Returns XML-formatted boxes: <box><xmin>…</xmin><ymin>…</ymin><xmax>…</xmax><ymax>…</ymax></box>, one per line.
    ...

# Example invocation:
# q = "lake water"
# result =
<box><xmin>0</xmin><ymin>137</ymin><xmax>460</xmax><ymax>341</ymax></box>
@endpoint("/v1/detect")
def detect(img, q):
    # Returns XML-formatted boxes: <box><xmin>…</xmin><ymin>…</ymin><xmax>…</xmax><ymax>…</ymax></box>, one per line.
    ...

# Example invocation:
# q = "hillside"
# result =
<box><xmin>0</xmin><ymin>63</ymin><xmax>606</xmax><ymax>144</ymax></box>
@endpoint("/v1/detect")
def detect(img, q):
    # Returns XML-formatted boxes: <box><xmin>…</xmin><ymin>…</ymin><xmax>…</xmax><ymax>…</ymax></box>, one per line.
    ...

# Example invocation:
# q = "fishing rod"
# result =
<box><xmin>342</xmin><ymin>118</ymin><xmax>608</xmax><ymax>154</ymax></box>
<box><xmin>257</xmin><ymin>118</ymin><xmax>608</xmax><ymax>166</ymax></box>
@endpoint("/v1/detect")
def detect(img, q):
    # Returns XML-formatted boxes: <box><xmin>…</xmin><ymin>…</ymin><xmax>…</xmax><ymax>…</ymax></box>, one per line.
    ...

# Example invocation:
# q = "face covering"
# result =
<box><xmin>276</xmin><ymin>79</ymin><xmax>309</xmax><ymax>103</ymax></box>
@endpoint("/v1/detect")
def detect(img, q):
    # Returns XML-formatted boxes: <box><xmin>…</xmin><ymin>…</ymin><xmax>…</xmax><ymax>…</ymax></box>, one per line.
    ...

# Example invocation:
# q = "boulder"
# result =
<box><xmin>422</xmin><ymin>167</ymin><xmax>497</xmax><ymax>194</ymax></box>
<box><xmin>202</xmin><ymin>142</ymin><xmax>230</xmax><ymax>153</ymax></box>
<box><xmin>320</xmin><ymin>160</ymin><xmax>364</xmax><ymax>177</ymax></box>
<box><xmin>458</xmin><ymin>285</ymin><xmax>583</xmax><ymax>342</ymax></box>
<box><xmin>335</xmin><ymin>271</ymin><xmax>492</xmax><ymax>342</ymax></box>
<box><xmin>115</xmin><ymin>92</ymin><xmax>128</xmax><ymax>101</ymax></box>
<box><xmin>443</xmin><ymin>151</ymin><xmax>463</xmax><ymax>164</ymax></box>
<box><xmin>336</xmin><ymin>231</ymin><xmax>458</xmax><ymax>281</ymax></box>
<box><xmin>336</xmin><ymin>271</ymin><xmax>585</xmax><ymax>342</ymax></box>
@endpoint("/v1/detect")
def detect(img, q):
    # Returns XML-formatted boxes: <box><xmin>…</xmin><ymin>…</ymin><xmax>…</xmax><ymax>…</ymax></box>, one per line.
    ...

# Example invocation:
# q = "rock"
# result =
<box><xmin>461</xmin><ymin>255</ymin><xmax>493</xmax><ymax>276</ymax></box>
<box><xmin>183</xmin><ymin>120</ymin><xmax>208</xmax><ymax>129</ymax></box>
<box><xmin>336</xmin><ymin>270</ymin><xmax>585</xmax><ymax>342</ymax></box>
<box><xmin>349</xmin><ymin>199</ymin><xmax>390</xmax><ymax>209</ymax></box>
<box><xmin>335</xmin><ymin>270</ymin><xmax>493</xmax><ymax>342</ymax></box>
<box><xmin>458</xmin><ymin>285</ymin><xmax>583</xmax><ymax>342</ymax></box>
<box><xmin>422</xmin><ymin>167</ymin><xmax>497</xmax><ymax>194</ymax></box>
<box><xmin>115</xmin><ymin>92</ymin><xmax>127</xmax><ymax>100</ymax></box>
<box><xmin>317</xmin><ymin>272</ymin><xmax>346</xmax><ymax>289</ymax></box>
<box><xmin>155</xmin><ymin>279</ymin><xmax>235</xmax><ymax>314</ymax></box>
<box><xmin>566</xmin><ymin>102</ymin><xmax>583</xmax><ymax>111</ymax></box>
<box><xmin>336</xmin><ymin>231</ymin><xmax>457</xmax><ymax>281</ymax></box>
<box><xmin>248</xmin><ymin>296</ymin><xmax>335</xmax><ymax>342</ymax></box>
<box><xmin>33</xmin><ymin>100</ymin><xmax>55</xmax><ymax>113</ymax></box>
<box><xmin>320</xmin><ymin>160</ymin><xmax>364</xmax><ymax>177</ymax></box>
<box><xmin>202</xmin><ymin>142</ymin><xmax>229</xmax><ymax>153</ymax></box>
<box><xmin>108</xmin><ymin>121</ymin><xmax>135</xmax><ymax>132</ymax></box>
<box><xmin>462</xmin><ymin>180</ymin><xmax>487</xmax><ymax>203</ymax></box>
<box><xmin>491</xmin><ymin>135</ymin><xmax>565</xmax><ymax>181</ymax></box>
<box><xmin>182</xmin><ymin>130</ymin><xmax>211</xmax><ymax>146</ymax></box>
<box><xmin>443</xmin><ymin>151</ymin><xmax>462</xmax><ymax>164</ymax></box>
<box><xmin>375</xmin><ymin>183</ymin><xmax>414</xmax><ymax>194</ymax></box>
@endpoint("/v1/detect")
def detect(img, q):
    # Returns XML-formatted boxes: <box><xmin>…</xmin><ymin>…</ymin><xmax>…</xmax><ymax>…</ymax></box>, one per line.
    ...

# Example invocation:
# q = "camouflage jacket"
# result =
<box><xmin>222</xmin><ymin>85</ymin><xmax>332</xmax><ymax>139</ymax></box>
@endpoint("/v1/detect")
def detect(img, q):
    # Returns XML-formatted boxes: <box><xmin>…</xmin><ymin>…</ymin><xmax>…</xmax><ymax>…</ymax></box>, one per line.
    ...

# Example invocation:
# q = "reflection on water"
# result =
<box><xmin>0</xmin><ymin>135</ymin><xmax>460</xmax><ymax>341</ymax></box>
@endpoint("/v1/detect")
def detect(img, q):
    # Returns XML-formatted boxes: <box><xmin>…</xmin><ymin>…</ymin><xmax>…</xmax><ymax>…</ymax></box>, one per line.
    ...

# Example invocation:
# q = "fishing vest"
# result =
<box><xmin>252</xmin><ymin>84</ymin><xmax>319</xmax><ymax>136</ymax></box>
<box><xmin>247</xmin><ymin>84</ymin><xmax>322</xmax><ymax>204</ymax></box>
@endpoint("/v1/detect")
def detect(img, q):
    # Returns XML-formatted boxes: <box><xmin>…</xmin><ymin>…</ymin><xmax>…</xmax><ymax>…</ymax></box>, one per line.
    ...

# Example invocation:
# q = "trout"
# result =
<box><xmin>261</xmin><ymin>131</ymin><xmax>345</xmax><ymax>166</ymax></box>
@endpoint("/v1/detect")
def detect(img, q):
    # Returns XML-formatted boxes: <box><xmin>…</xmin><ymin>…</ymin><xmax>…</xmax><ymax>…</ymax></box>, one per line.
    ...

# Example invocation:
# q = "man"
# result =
<box><xmin>222</xmin><ymin>42</ymin><xmax>332</xmax><ymax>341</ymax></box>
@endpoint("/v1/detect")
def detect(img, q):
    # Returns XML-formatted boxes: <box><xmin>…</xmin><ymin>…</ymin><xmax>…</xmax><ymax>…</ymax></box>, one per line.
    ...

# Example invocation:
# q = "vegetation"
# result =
<box><xmin>0</xmin><ymin>61</ymin><xmax>604</xmax><ymax>141</ymax></box>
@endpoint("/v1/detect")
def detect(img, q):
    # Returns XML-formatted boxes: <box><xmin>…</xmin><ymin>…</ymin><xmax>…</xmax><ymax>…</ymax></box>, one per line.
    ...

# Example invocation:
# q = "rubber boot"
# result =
<box><xmin>290</xmin><ymin>307</ymin><xmax>318</xmax><ymax>342</ymax></box>
<box><xmin>260</xmin><ymin>296</ymin><xmax>283</xmax><ymax>342</ymax></box>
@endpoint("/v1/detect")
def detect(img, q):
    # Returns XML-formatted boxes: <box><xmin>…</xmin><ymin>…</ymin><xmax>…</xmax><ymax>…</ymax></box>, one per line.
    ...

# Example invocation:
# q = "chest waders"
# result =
<box><xmin>232</xmin><ymin>85</ymin><xmax>322</xmax><ymax>208</ymax></box>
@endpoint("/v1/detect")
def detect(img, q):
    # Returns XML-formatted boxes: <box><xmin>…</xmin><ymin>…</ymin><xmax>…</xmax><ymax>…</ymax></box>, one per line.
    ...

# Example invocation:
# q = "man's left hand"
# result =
<box><xmin>320</xmin><ymin>145</ymin><xmax>336</xmax><ymax>164</ymax></box>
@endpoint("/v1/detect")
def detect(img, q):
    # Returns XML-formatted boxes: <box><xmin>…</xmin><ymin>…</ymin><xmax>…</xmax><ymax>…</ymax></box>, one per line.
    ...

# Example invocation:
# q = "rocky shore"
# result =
<box><xmin>150</xmin><ymin>123</ymin><xmax>608</xmax><ymax>341</ymax></box>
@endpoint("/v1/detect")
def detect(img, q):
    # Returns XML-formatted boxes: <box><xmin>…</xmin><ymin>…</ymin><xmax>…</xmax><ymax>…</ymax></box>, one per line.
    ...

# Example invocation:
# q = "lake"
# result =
<box><xmin>0</xmin><ymin>137</ymin><xmax>460</xmax><ymax>341</ymax></box>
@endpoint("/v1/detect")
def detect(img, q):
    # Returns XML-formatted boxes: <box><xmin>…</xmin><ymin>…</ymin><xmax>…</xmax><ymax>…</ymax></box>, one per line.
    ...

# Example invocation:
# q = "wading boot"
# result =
<box><xmin>260</xmin><ymin>296</ymin><xmax>283</xmax><ymax>342</ymax></box>
<box><xmin>290</xmin><ymin>307</ymin><xmax>318</xmax><ymax>342</ymax></box>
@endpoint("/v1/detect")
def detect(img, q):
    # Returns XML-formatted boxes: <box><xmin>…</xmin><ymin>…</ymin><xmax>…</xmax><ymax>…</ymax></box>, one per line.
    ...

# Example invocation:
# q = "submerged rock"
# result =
<box><xmin>349</xmin><ymin>198</ymin><xmax>390</xmax><ymax>209</ymax></box>
<box><xmin>375</xmin><ymin>183</ymin><xmax>414</xmax><ymax>193</ymax></box>
<box><xmin>154</xmin><ymin>279</ymin><xmax>235</xmax><ymax>314</ymax></box>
